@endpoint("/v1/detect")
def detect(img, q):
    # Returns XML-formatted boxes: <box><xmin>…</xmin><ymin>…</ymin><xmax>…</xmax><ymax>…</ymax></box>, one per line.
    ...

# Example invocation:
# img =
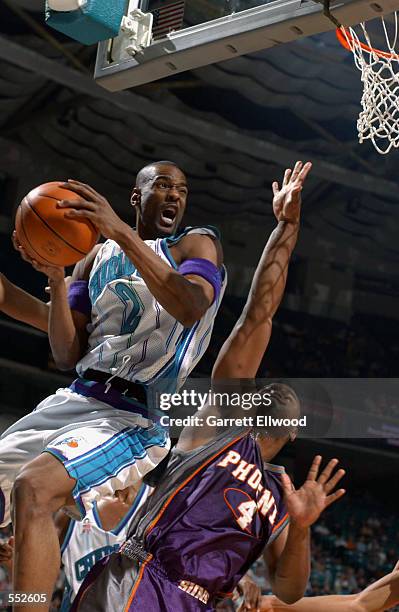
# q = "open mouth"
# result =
<box><xmin>160</xmin><ymin>207</ymin><xmax>178</xmax><ymax>227</ymax></box>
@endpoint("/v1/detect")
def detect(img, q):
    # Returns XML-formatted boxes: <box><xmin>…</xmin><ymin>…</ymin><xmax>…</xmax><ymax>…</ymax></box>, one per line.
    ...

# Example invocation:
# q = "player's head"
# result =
<box><xmin>131</xmin><ymin>161</ymin><xmax>188</xmax><ymax>239</ymax></box>
<box><xmin>253</xmin><ymin>382</ymin><xmax>301</xmax><ymax>461</ymax></box>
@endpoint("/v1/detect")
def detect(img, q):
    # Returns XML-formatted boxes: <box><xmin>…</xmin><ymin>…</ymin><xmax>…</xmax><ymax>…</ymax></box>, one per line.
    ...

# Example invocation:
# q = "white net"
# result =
<box><xmin>340</xmin><ymin>13</ymin><xmax>399</xmax><ymax>154</ymax></box>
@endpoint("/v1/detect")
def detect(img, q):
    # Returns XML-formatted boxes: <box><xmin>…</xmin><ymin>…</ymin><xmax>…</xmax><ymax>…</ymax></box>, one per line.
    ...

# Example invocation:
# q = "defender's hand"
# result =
<box><xmin>12</xmin><ymin>231</ymin><xmax>65</xmax><ymax>282</ymax></box>
<box><xmin>272</xmin><ymin>161</ymin><xmax>312</xmax><ymax>224</ymax></box>
<box><xmin>58</xmin><ymin>180</ymin><xmax>128</xmax><ymax>241</ymax></box>
<box><xmin>0</xmin><ymin>536</ymin><xmax>14</xmax><ymax>572</ymax></box>
<box><xmin>281</xmin><ymin>455</ymin><xmax>345</xmax><ymax>528</ymax></box>
<box><xmin>236</xmin><ymin>574</ymin><xmax>262</xmax><ymax>611</ymax></box>
<box><xmin>258</xmin><ymin>596</ymin><xmax>276</xmax><ymax>612</ymax></box>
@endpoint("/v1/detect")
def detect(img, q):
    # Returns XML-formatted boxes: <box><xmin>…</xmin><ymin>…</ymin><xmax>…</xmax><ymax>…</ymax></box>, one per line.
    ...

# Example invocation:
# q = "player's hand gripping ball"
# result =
<box><xmin>15</xmin><ymin>182</ymin><xmax>99</xmax><ymax>267</ymax></box>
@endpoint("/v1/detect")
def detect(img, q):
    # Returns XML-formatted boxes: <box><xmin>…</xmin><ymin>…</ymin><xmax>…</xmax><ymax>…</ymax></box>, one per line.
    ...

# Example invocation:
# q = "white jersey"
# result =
<box><xmin>60</xmin><ymin>485</ymin><xmax>151</xmax><ymax>609</ymax></box>
<box><xmin>77</xmin><ymin>226</ymin><xmax>226</xmax><ymax>393</ymax></box>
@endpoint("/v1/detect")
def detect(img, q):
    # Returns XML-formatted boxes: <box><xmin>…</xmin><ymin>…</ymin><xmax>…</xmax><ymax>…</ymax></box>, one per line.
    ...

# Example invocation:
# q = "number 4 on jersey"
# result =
<box><xmin>237</xmin><ymin>499</ymin><xmax>257</xmax><ymax>530</ymax></box>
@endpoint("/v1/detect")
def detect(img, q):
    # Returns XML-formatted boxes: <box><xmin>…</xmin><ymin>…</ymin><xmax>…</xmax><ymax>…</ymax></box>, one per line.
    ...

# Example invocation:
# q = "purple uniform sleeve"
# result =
<box><xmin>67</xmin><ymin>280</ymin><xmax>91</xmax><ymax>316</ymax></box>
<box><xmin>178</xmin><ymin>258</ymin><xmax>222</xmax><ymax>304</ymax></box>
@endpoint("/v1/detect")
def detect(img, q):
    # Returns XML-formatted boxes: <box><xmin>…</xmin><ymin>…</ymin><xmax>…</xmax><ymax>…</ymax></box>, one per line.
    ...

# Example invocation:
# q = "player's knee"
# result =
<box><xmin>13</xmin><ymin>466</ymin><xmax>55</xmax><ymax>516</ymax></box>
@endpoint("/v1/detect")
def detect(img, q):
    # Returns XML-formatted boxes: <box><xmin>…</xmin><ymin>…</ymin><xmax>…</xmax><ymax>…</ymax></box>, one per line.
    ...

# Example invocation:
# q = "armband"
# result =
<box><xmin>67</xmin><ymin>280</ymin><xmax>91</xmax><ymax>316</ymax></box>
<box><xmin>178</xmin><ymin>258</ymin><xmax>222</xmax><ymax>304</ymax></box>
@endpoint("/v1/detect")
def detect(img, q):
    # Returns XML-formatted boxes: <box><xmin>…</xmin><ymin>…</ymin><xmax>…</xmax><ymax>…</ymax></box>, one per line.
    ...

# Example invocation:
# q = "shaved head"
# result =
<box><xmin>135</xmin><ymin>160</ymin><xmax>183</xmax><ymax>188</ymax></box>
<box><xmin>131</xmin><ymin>160</ymin><xmax>188</xmax><ymax>239</ymax></box>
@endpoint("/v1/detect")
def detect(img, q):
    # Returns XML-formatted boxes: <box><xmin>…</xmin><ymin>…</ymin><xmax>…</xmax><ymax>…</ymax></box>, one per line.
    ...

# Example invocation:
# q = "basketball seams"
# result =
<box><xmin>18</xmin><ymin>203</ymin><xmax>56</xmax><ymax>266</ymax></box>
<box><xmin>25</xmin><ymin>194</ymin><xmax>87</xmax><ymax>256</ymax></box>
<box><xmin>41</xmin><ymin>194</ymin><xmax>98</xmax><ymax>236</ymax></box>
<box><xmin>15</xmin><ymin>182</ymin><xmax>99</xmax><ymax>267</ymax></box>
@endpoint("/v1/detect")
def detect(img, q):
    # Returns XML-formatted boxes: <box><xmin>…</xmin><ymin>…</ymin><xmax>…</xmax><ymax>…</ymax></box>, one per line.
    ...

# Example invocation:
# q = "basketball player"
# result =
<box><xmin>233</xmin><ymin>563</ymin><xmax>399</xmax><ymax>611</ymax></box>
<box><xmin>69</xmin><ymin>160</ymin><xmax>348</xmax><ymax>612</ymax></box>
<box><xmin>0</xmin><ymin>160</ymin><xmax>227</xmax><ymax>609</ymax></box>
<box><xmin>0</xmin><ymin>484</ymin><xmax>151</xmax><ymax>611</ymax></box>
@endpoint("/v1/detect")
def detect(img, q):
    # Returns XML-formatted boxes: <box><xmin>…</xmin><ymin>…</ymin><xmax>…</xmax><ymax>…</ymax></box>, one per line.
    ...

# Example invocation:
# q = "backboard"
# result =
<box><xmin>94</xmin><ymin>0</ymin><xmax>399</xmax><ymax>91</ymax></box>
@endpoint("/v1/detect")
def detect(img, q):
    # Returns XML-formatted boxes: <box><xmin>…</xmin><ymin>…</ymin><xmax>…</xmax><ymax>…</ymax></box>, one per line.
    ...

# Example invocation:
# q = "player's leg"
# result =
<box><xmin>0</xmin><ymin>422</ymin><xmax>57</xmax><ymax>528</ymax></box>
<box><xmin>12</xmin><ymin>452</ymin><xmax>76</xmax><ymax>612</ymax></box>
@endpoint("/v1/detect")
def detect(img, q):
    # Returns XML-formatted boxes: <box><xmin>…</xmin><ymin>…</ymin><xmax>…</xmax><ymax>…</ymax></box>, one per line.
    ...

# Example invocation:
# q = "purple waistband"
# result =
<box><xmin>70</xmin><ymin>378</ymin><xmax>165</xmax><ymax>425</ymax></box>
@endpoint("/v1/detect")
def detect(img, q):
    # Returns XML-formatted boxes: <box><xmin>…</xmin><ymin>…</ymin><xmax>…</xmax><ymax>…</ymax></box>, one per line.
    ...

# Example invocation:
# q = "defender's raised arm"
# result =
<box><xmin>212</xmin><ymin>161</ymin><xmax>312</xmax><ymax>380</ymax></box>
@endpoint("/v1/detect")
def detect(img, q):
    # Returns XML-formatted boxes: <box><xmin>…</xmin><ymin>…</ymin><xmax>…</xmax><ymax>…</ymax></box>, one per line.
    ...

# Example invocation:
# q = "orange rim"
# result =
<box><xmin>336</xmin><ymin>26</ymin><xmax>399</xmax><ymax>59</ymax></box>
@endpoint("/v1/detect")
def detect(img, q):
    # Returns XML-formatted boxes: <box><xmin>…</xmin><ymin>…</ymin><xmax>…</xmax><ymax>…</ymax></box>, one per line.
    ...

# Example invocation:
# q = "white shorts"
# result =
<box><xmin>0</xmin><ymin>387</ymin><xmax>169</xmax><ymax>526</ymax></box>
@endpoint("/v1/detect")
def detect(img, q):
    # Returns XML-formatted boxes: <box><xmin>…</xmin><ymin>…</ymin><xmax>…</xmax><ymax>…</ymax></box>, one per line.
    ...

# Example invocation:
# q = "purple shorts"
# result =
<box><xmin>71</xmin><ymin>552</ymin><xmax>217</xmax><ymax>611</ymax></box>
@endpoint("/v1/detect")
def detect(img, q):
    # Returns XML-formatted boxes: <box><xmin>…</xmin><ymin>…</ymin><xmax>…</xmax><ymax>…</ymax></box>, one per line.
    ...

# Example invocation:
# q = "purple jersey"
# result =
<box><xmin>72</xmin><ymin>431</ymin><xmax>289</xmax><ymax>611</ymax></box>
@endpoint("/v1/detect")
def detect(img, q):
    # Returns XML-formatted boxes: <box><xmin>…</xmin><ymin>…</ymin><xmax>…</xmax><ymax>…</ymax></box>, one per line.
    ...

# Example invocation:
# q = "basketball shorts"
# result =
<box><xmin>0</xmin><ymin>387</ymin><xmax>169</xmax><ymax>526</ymax></box>
<box><xmin>71</xmin><ymin>551</ymin><xmax>216</xmax><ymax>612</ymax></box>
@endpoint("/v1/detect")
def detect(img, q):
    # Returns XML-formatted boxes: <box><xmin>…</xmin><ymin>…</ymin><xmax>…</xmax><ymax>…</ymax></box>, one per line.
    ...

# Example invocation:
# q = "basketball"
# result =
<box><xmin>15</xmin><ymin>182</ymin><xmax>99</xmax><ymax>267</ymax></box>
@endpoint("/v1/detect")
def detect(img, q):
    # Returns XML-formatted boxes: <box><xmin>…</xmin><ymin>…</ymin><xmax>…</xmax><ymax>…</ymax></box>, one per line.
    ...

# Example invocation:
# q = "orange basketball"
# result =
<box><xmin>15</xmin><ymin>182</ymin><xmax>99</xmax><ymax>267</ymax></box>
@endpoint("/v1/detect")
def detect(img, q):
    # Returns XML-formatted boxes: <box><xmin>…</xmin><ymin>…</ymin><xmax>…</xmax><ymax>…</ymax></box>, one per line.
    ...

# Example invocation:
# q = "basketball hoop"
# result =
<box><xmin>336</xmin><ymin>13</ymin><xmax>399</xmax><ymax>154</ymax></box>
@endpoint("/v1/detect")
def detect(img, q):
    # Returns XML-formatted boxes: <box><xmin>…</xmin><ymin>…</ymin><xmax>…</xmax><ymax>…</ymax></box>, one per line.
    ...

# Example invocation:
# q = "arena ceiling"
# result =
<box><xmin>1</xmin><ymin>1</ymin><xmax>399</xmax><ymax>303</ymax></box>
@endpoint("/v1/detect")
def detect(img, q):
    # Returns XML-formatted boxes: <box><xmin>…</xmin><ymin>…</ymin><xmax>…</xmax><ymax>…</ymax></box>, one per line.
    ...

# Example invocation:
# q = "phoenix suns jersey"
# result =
<box><xmin>76</xmin><ymin>226</ymin><xmax>226</xmax><ymax>393</ymax></box>
<box><xmin>71</xmin><ymin>431</ymin><xmax>289</xmax><ymax>611</ymax></box>
<box><xmin>140</xmin><ymin>431</ymin><xmax>289</xmax><ymax>596</ymax></box>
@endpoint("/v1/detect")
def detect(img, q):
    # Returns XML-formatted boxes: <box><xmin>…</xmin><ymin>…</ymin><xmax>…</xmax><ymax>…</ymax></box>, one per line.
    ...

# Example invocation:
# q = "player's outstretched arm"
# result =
<box><xmin>0</xmin><ymin>273</ymin><xmax>49</xmax><ymax>333</ymax></box>
<box><xmin>57</xmin><ymin>180</ymin><xmax>223</xmax><ymax>328</ymax></box>
<box><xmin>257</xmin><ymin>562</ymin><xmax>399</xmax><ymax>612</ymax></box>
<box><xmin>212</xmin><ymin>161</ymin><xmax>311</xmax><ymax>380</ymax></box>
<box><xmin>264</xmin><ymin>456</ymin><xmax>345</xmax><ymax>605</ymax></box>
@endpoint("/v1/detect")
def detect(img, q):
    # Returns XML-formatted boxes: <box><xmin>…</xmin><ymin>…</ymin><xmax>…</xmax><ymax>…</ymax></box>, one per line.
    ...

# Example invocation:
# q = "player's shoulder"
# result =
<box><xmin>166</xmin><ymin>225</ymin><xmax>223</xmax><ymax>266</ymax></box>
<box><xmin>165</xmin><ymin>225</ymin><xmax>222</xmax><ymax>246</ymax></box>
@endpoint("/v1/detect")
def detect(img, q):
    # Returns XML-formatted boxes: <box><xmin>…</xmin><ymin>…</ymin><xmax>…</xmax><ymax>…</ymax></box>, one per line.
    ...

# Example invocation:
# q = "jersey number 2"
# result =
<box><xmin>114</xmin><ymin>283</ymin><xmax>143</xmax><ymax>334</ymax></box>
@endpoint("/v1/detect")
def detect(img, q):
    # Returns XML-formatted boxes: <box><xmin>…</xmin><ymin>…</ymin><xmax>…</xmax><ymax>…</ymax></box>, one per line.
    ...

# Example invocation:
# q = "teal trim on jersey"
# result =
<box><xmin>160</xmin><ymin>239</ymin><xmax>178</xmax><ymax>270</ymax></box>
<box><xmin>143</xmin><ymin>323</ymin><xmax>198</xmax><ymax>393</ymax></box>
<box><xmin>175</xmin><ymin>322</ymin><xmax>199</xmax><ymax>373</ymax></box>
<box><xmin>166</xmin><ymin>225</ymin><xmax>221</xmax><ymax>246</ymax></box>
<box><xmin>91</xmin><ymin>500</ymin><xmax>102</xmax><ymax>530</ymax></box>
<box><xmin>195</xmin><ymin>325</ymin><xmax>212</xmax><ymax>359</ymax></box>
<box><xmin>160</xmin><ymin>225</ymin><xmax>221</xmax><ymax>271</ymax></box>
<box><xmin>60</xmin><ymin>516</ymin><xmax>75</xmax><ymax>555</ymax></box>
<box><xmin>60</xmin><ymin>579</ymin><xmax>73</xmax><ymax>612</ymax></box>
